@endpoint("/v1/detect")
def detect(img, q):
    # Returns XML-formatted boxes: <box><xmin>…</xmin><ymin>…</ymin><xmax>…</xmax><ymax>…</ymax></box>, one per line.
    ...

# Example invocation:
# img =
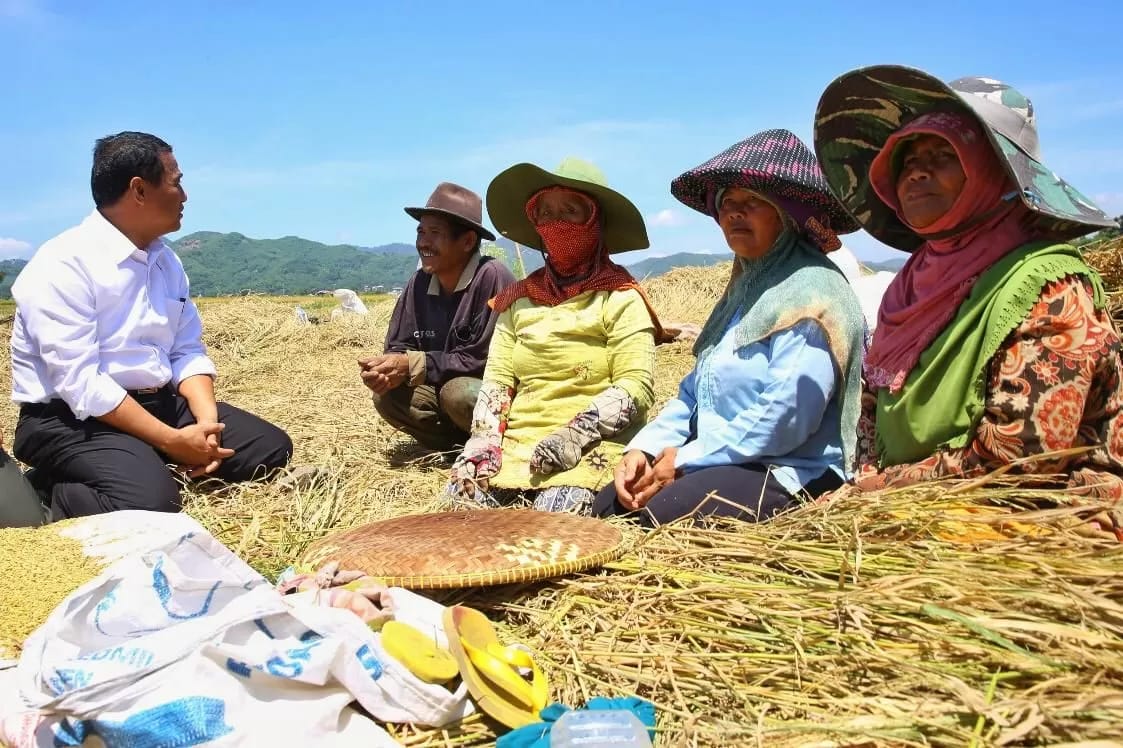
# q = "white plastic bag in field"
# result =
<box><xmin>331</xmin><ymin>288</ymin><xmax>369</xmax><ymax>316</ymax></box>
<box><xmin>827</xmin><ymin>244</ymin><xmax>897</xmax><ymax>332</ymax></box>
<box><xmin>0</xmin><ymin>511</ymin><xmax>471</xmax><ymax>747</ymax></box>
<box><xmin>851</xmin><ymin>270</ymin><xmax>896</xmax><ymax>332</ymax></box>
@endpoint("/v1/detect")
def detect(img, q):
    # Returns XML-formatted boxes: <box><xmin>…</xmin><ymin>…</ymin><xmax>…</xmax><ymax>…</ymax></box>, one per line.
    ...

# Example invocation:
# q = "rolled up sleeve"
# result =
<box><xmin>169</xmin><ymin>296</ymin><xmax>217</xmax><ymax>385</ymax></box>
<box><xmin>14</xmin><ymin>264</ymin><xmax>126</xmax><ymax>420</ymax></box>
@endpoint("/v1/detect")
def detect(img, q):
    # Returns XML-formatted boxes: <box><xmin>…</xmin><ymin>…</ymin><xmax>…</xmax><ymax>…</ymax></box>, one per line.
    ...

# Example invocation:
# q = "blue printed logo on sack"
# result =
<box><xmin>224</xmin><ymin>639</ymin><xmax>324</xmax><ymax>680</ymax></box>
<box><xmin>152</xmin><ymin>555</ymin><xmax>221</xmax><ymax>620</ymax></box>
<box><xmin>356</xmin><ymin>644</ymin><xmax>383</xmax><ymax>680</ymax></box>
<box><xmin>52</xmin><ymin>696</ymin><xmax>233</xmax><ymax>747</ymax></box>
<box><xmin>47</xmin><ymin>668</ymin><xmax>92</xmax><ymax>696</ymax></box>
<box><xmin>78</xmin><ymin>646</ymin><xmax>156</xmax><ymax>669</ymax></box>
<box><xmin>93</xmin><ymin>549</ymin><xmax>224</xmax><ymax>638</ymax></box>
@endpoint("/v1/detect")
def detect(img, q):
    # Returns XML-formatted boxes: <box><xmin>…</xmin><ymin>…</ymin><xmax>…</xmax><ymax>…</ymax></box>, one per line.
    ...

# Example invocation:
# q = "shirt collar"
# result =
<box><xmin>83</xmin><ymin>210</ymin><xmax>168</xmax><ymax>265</ymax></box>
<box><xmin>427</xmin><ymin>251</ymin><xmax>482</xmax><ymax>296</ymax></box>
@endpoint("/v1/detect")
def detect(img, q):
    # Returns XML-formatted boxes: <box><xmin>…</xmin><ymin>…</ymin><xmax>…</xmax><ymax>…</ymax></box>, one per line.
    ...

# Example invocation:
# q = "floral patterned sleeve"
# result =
<box><xmin>862</xmin><ymin>275</ymin><xmax>1123</xmax><ymax>499</ymax></box>
<box><xmin>448</xmin><ymin>313</ymin><xmax>517</xmax><ymax>491</ymax></box>
<box><xmin>854</xmin><ymin>383</ymin><xmax>880</xmax><ymax>482</ymax></box>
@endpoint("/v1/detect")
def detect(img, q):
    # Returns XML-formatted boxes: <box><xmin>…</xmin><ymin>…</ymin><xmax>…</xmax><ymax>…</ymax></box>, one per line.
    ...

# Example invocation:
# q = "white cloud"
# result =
<box><xmin>647</xmin><ymin>208</ymin><xmax>687</xmax><ymax>228</ymax></box>
<box><xmin>0</xmin><ymin>237</ymin><xmax>33</xmax><ymax>259</ymax></box>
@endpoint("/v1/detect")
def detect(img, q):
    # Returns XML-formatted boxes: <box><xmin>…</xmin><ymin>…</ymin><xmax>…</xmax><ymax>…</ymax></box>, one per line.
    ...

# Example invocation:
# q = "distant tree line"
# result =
<box><xmin>0</xmin><ymin>231</ymin><xmax>741</xmax><ymax>299</ymax></box>
<box><xmin>171</xmin><ymin>232</ymin><xmax>419</xmax><ymax>296</ymax></box>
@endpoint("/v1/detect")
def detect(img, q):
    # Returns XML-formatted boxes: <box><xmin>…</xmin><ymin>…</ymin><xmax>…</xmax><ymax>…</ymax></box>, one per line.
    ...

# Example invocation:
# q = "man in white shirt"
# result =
<box><xmin>8</xmin><ymin>131</ymin><xmax>292</xmax><ymax>520</ymax></box>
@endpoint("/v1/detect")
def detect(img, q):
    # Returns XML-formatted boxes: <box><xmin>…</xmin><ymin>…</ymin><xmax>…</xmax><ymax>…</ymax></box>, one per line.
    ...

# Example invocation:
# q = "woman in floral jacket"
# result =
<box><xmin>813</xmin><ymin>66</ymin><xmax>1123</xmax><ymax>501</ymax></box>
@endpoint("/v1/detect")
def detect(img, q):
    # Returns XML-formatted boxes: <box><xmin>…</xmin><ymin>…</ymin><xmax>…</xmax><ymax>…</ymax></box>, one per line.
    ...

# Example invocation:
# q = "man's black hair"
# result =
<box><xmin>91</xmin><ymin>131</ymin><xmax>173</xmax><ymax>208</ymax></box>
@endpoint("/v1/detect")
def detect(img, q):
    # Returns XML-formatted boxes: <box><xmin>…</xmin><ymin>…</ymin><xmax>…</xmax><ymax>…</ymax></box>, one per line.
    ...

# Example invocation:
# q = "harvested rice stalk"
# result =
<box><xmin>472</xmin><ymin>491</ymin><xmax>1123</xmax><ymax>746</ymax></box>
<box><xmin>1084</xmin><ymin>235</ymin><xmax>1123</xmax><ymax>290</ymax></box>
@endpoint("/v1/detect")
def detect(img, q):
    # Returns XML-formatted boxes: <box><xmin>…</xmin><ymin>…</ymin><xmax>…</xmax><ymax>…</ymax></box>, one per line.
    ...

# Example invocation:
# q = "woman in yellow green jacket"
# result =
<box><xmin>446</xmin><ymin>158</ymin><xmax>665</xmax><ymax>513</ymax></box>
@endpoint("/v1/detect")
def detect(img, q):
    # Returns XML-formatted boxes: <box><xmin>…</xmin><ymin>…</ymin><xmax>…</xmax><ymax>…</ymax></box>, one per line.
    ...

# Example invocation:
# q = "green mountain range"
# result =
<box><xmin>0</xmin><ymin>232</ymin><xmax>736</xmax><ymax>298</ymax></box>
<box><xmin>629</xmin><ymin>252</ymin><xmax>732</xmax><ymax>278</ymax></box>
<box><xmin>4</xmin><ymin>219</ymin><xmax>1116</xmax><ymax>299</ymax></box>
<box><xmin>172</xmin><ymin>232</ymin><xmax>420</xmax><ymax>295</ymax></box>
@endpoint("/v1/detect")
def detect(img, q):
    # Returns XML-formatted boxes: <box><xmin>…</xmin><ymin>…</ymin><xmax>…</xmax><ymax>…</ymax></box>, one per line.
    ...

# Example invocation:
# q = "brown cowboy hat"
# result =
<box><xmin>404</xmin><ymin>182</ymin><xmax>496</xmax><ymax>242</ymax></box>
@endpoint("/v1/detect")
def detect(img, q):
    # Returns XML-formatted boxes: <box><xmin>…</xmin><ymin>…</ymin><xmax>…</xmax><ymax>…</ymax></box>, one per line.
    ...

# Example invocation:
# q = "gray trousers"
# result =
<box><xmin>373</xmin><ymin>376</ymin><xmax>481</xmax><ymax>452</ymax></box>
<box><xmin>0</xmin><ymin>447</ymin><xmax>45</xmax><ymax>527</ymax></box>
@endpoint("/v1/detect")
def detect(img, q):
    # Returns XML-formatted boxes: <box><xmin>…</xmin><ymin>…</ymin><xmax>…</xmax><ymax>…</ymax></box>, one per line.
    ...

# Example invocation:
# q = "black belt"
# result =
<box><xmin>20</xmin><ymin>385</ymin><xmax>172</xmax><ymax>415</ymax></box>
<box><xmin>127</xmin><ymin>385</ymin><xmax>174</xmax><ymax>411</ymax></box>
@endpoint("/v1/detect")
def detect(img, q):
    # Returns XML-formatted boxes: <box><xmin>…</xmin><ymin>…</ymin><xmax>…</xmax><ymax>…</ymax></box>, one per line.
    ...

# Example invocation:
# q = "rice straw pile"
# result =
<box><xmin>1084</xmin><ymin>235</ymin><xmax>1123</xmax><ymax>291</ymax></box>
<box><xmin>644</xmin><ymin>261</ymin><xmax>733</xmax><ymax>327</ymax></box>
<box><xmin>479</xmin><ymin>493</ymin><xmax>1123</xmax><ymax>746</ymax></box>
<box><xmin>1085</xmin><ymin>235</ymin><xmax>1123</xmax><ymax>331</ymax></box>
<box><xmin>2</xmin><ymin>262</ymin><xmax>1122</xmax><ymax>745</ymax></box>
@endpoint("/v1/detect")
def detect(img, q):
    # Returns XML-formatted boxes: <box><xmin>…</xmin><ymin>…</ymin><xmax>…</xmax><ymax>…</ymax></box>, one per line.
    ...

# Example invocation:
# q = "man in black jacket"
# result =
<box><xmin>360</xmin><ymin>183</ymin><xmax>515</xmax><ymax>451</ymax></box>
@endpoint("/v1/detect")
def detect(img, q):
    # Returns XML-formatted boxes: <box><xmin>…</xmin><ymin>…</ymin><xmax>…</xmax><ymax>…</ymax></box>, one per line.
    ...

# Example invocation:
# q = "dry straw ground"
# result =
<box><xmin>3</xmin><ymin>238</ymin><xmax>1123</xmax><ymax>746</ymax></box>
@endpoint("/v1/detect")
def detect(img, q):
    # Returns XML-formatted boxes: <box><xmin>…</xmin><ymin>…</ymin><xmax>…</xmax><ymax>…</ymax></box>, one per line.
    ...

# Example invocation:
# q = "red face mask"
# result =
<box><xmin>525</xmin><ymin>188</ymin><xmax>603</xmax><ymax>277</ymax></box>
<box><xmin>491</xmin><ymin>187</ymin><xmax>667</xmax><ymax>344</ymax></box>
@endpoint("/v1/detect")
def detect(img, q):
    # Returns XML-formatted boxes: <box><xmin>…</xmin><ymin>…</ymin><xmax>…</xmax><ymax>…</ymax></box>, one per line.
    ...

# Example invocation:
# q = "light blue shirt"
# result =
<box><xmin>627</xmin><ymin>318</ymin><xmax>844</xmax><ymax>494</ymax></box>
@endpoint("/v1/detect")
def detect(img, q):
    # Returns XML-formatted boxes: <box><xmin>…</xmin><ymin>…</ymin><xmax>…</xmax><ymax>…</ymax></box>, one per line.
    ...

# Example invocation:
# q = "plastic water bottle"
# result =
<box><xmin>550</xmin><ymin>710</ymin><xmax>653</xmax><ymax>747</ymax></box>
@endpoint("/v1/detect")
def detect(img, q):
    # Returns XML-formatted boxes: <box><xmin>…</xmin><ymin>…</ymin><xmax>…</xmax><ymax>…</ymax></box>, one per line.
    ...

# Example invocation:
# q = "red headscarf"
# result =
<box><xmin>863</xmin><ymin>112</ymin><xmax>1037</xmax><ymax>393</ymax></box>
<box><xmin>490</xmin><ymin>187</ymin><xmax>669</xmax><ymax>340</ymax></box>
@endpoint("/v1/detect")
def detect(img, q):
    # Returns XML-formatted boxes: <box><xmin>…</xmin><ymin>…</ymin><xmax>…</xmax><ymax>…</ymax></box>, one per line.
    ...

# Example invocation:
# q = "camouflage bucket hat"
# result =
<box><xmin>813</xmin><ymin>65</ymin><xmax>1116</xmax><ymax>252</ymax></box>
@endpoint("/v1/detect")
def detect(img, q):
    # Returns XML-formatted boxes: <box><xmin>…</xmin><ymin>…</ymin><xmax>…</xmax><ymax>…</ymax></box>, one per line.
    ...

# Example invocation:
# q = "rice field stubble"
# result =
<box><xmin>3</xmin><ymin>258</ymin><xmax>1123</xmax><ymax>746</ymax></box>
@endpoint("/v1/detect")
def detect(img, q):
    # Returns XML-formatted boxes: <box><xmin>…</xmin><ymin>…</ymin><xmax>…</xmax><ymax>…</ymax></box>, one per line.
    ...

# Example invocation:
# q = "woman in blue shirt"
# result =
<box><xmin>593</xmin><ymin>130</ymin><xmax>866</xmax><ymax>526</ymax></box>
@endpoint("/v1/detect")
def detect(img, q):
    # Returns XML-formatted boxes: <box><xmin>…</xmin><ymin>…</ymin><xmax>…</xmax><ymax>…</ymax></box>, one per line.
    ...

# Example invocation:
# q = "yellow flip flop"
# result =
<box><xmin>442</xmin><ymin>605</ymin><xmax>548</xmax><ymax>729</ymax></box>
<box><xmin>380</xmin><ymin>620</ymin><xmax>459</xmax><ymax>684</ymax></box>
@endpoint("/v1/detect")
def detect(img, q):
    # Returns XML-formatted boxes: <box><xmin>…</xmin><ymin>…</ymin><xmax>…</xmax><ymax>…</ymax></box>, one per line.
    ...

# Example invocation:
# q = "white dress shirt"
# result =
<box><xmin>10</xmin><ymin>210</ymin><xmax>217</xmax><ymax>420</ymax></box>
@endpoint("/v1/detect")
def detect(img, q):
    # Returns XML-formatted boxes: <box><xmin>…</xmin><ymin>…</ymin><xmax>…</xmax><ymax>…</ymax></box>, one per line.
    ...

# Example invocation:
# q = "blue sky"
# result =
<box><xmin>2</xmin><ymin>0</ymin><xmax>1121</xmax><ymax>266</ymax></box>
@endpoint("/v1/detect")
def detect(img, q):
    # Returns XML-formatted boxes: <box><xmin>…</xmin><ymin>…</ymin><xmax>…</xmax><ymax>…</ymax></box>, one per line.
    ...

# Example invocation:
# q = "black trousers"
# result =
<box><xmin>13</xmin><ymin>388</ymin><xmax>292</xmax><ymax>520</ymax></box>
<box><xmin>592</xmin><ymin>463</ymin><xmax>843</xmax><ymax>528</ymax></box>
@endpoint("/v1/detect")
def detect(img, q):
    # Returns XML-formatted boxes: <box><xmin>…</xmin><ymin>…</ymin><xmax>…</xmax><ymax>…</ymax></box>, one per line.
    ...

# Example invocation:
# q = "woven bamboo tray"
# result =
<box><xmin>299</xmin><ymin>509</ymin><xmax>625</xmax><ymax>589</ymax></box>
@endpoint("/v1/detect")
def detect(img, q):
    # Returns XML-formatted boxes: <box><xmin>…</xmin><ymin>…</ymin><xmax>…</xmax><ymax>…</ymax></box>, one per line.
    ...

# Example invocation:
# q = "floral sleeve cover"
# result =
<box><xmin>856</xmin><ymin>275</ymin><xmax>1123</xmax><ymax>499</ymax></box>
<box><xmin>449</xmin><ymin>379</ymin><xmax>512</xmax><ymax>486</ymax></box>
<box><xmin>528</xmin><ymin>385</ymin><xmax>639</xmax><ymax>475</ymax></box>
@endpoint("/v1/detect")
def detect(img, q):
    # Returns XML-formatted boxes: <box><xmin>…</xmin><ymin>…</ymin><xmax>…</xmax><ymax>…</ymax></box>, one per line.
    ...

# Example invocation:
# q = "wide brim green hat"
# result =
<box><xmin>486</xmin><ymin>157</ymin><xmax>650</xmax><ymax>253</ymax></box>
<box><xmin>813</xmin><ymin>65</ymin><xmax>1117</xmax><ymax>252</ymax></box>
